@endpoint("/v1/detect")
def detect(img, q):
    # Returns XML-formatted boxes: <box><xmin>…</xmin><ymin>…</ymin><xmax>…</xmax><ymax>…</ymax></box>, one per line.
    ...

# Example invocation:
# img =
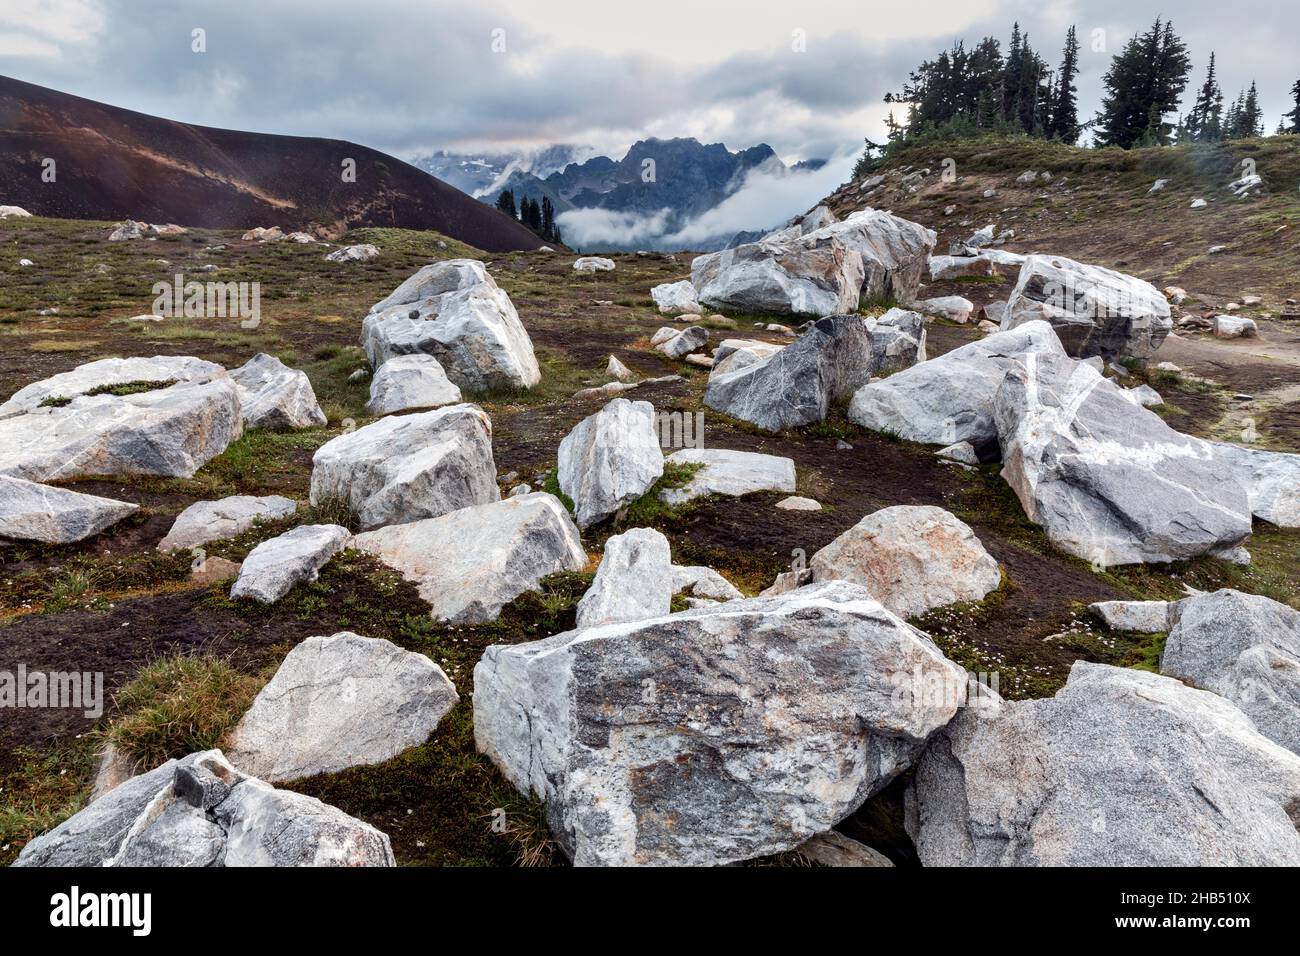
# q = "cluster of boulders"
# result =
<box><xmin>703</xmin><ymin>311</ymin><xmax>925</xmax><ymax>432</ymax></box>
<box><xmin>0</xmin><ymin>353</ymin><xmax>328</xmax><ymax>544</ymax></box>
<box><xmin>9</xmin><ymin>199</ymin><xmax>1300</xmax><ymax>870</ymax></box>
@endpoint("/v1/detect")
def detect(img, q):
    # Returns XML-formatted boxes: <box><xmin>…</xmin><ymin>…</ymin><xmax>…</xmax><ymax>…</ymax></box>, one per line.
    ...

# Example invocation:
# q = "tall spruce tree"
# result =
<box><xmin>1186</xmin><ymin>53</ymin><xmax>1224</xmax><ymax>141</ymax></box>
<box><xmin>1095</xmin><ymin>17</ymin><xmax>1192</xmax><ymax>148</ymax></box>
<box><xmin>1048</xmin><ymin>26</ymin><xmax>1080</xmax><ymax>142</ymax></box>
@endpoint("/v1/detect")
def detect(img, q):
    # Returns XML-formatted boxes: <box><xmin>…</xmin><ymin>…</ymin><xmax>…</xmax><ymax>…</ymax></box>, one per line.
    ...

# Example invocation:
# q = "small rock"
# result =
<box><xmin>776</xmin><ymin>495</ymin><xmax>822</xmax><ymax>511</ymax></box>
<box><xmin>230</xmin><ymin>524</ymin><xmax>351</xmax><ymax>604</ymax></box>
<box><xmin>575</xmin><ymin>527</ymin><xmax>674</xmax><ymax>629</ymax></box>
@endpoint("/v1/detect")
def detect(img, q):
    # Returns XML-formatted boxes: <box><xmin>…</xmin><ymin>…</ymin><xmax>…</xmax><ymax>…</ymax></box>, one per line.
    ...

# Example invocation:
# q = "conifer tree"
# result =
<box><xmin>1094</xmin><ymin>17</ymin><xmax>1192</xmax><ymax>148</ymax></box>
<box><xmin>495</xmin><ymin>189</ymin><xmax>517</xmax><ymax>219</ymax></box>
<box><xmin>1047</xmin><ymin>26</ymin><xmax>1080</xmax><ymax>142</ymax></box>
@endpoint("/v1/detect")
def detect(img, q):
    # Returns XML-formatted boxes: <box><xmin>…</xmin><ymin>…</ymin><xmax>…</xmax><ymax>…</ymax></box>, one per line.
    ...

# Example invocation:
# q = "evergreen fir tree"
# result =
<box><xmin>1047</xmin><ymin>26</ymin><xmax>1080</xmax><ymax>142</ymax></box>
<box><xmin>1094</xmin><ymin>17</ymin><xmax>1192</xmax><ymax>148</ymax></box>
<box><xmin>1186</xmin><ymin>53</ymin><xmax>1224</xmax><ymax>141</ymax></box>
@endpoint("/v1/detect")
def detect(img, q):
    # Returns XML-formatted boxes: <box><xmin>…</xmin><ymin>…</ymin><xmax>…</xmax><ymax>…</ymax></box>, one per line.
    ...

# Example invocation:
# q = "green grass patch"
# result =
<box><xmin>100</xmin><ymin>654</ymin><xmax>267</xmax><ymax>773</ymax></box>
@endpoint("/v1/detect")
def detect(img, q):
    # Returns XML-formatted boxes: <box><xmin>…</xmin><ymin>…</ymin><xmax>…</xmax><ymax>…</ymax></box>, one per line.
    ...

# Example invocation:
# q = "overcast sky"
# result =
<box><xmin>1</xmin><ymin>0</ymin><xmax>1295</xmax><ymax>164</ymax></box>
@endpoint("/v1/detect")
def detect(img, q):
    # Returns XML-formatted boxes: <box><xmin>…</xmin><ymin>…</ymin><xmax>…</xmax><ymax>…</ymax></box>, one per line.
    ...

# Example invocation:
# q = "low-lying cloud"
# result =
<box><xmin>556</xmin><ymin>149</ymin><xmax>859</xmax><ymax>251</ymax></box>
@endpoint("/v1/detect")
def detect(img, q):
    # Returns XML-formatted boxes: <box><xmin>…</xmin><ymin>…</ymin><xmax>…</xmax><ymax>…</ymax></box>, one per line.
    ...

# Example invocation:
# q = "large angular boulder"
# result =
<box><xmin>351</xmin><ymin>493</ymin><xmax>586</xmax><ymax>623</ymax></box>
<box><xmin>863</xmin><ymin>308</ymin><xmax>926</xmax><ymax>375</ymax></box>
<box><xmin>1161</xmin><ymin>589</ymin><xmax>1300</xmax><ymax>756</ymax></box>
<box><xmin>474</xmin><ymin>581</ymin><xmax>968</xmax><ymax>866</ymax></box>
<box><xmin>0</xmin><ymin>475</ymin><xmax>138</xmax><ymax>544</ymax></box>
<box><xmin>361</xmin><ymin>260</ymin><xmax>539</xmax><ymax>391</ymax></box>
<box><xmin>157</xmin><ymin>494</ymin><xmax>297</xmax><ymax>552</ymax></box>
<box><xmin>802</xmin><ymin>209</ymin><xmax>937</xmax><ymax>303</ymax></box>
<box><xmin>847</xmin><ymin>320</ymin><xmax>1065</xmax><ymax>448</ymax></box>
<box><xmin>691</xmin><ymin>234</ymin><xmax>865</xmax><ymax>317</ymax></box>
<box><xmin>365</xmin><ymin>354</ymin><xmax>463</xmax><ymax>415</ymax></box>
<box><xmin>810</xmin><ymin>506</ymin><xmax>1001</xmax><ymax>619</ymax></box>
<box><xmin>703</xmin><ymin>315</ymin><xmax>875</xmax><ymax>432</ymax></box>
<box><xmin>229</xmin><ymin>353</ymin><xmax>327</xmax><ymax>430</ymax></box>
<box><xmin>994</xmin><ymin>352</ymin><xmax>1252</xmax><ymax>565</ymax></box>
<box><xmin>557</xmin><ymin>398</ymin><xmax>664</xmax><ymax>529</ymax></box>
<box><xmin>0</xmin><ymin>378</ymin><xmax>243</xmax><ymax>482</ymax></box>
<box><xmin>650</xmin><ymin>280</ymin><xmax>701</xmax><ymax>314</ymax></box>
<box><xmin>1211</xmin><ymin>442</ymin><xmax>1299</xmax><ymax>527</ymax></box>
<box><xmin>574</xmin><ymin>527</ymin><xmax>674</xmax><ymax>629</ymax></box>
<box><xmin>229</xmin><ymin>524</ymin><xmax>351</xmax><ymax>604</ymax></box>
<box><xmin>225</xmin><ymin>632</ymin><xmax>459</xmax><ymax>782</ymax></box>
<box><xmin>659</xmin><ymin>448</ymin><xmax>796</xmax><ymax>505</ymax></box>
<box><xmin>309</xmin><ymin>404</ymin><xmax>498</xmax><ymax>530</ymax></box>
<box><xmin>0</xmin><ymin>355</ymin><xmax>225</xmax><ymax>420</ymax></box>
<box><xmin>1002</xmin><ymin>254</ymin><xmax>1173</xmax><ymax>360</ymax></box>
<box><xmin>14</xmin><ymin>750</ymin><xmax>395</xmax><ymax>867</ymax></box>
<box><xmin>906</xmin><ymin>662</ymin><xmax>1300</xmax><ymax>865</ymax></box>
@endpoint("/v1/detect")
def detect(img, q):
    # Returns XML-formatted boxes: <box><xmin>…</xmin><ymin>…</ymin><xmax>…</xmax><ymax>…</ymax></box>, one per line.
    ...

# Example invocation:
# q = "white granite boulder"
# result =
<box><xmin>906</xmin><ymin>662</ymin><xmax>1300</xmax><ymax>865</ymax></box>
<box><xmin>309</xmin><ymin>404</ymin><xmax>498</xmax><ymax>530</ymax></box>
<box><xmin>1214</xmin><ymin>315</ymin><xmax>1258</xmax><ymax>339</ymax></box>
<box><xmin>691</xmin><ymin>234</ymin><xmax>865</xmax><ymax>317</ymax></box>
<box><xmin>229</xmin><ymin>524</ymin><xmax>351</xmax><ymax>604</ymax></box>
<box><xmin>1088</xmin><ymin>600</ymin><xmax>1172</xmax><ymax>632</ymax></box>
<box><xmin>914</xmin><ymin>295</ymin><xmax>974</xmax><ymax>323</ymax></box>
<box><xmin>655</xmin><ymin>326</ymin><xmax>709</xmax><ymax>360</ymax></box>
<box><xmin>0</xmin><ymin>355</ymin><xmax>225</xmax><ymax>420</ymax></box>
<box><xmin>659</xmin><ymin>448</ymin><xmax>796</xmax><ymax>505</ymax></box>
<box><xmin>848</xmin><ymin>320</ymin><xmax>1065</xmax><ymax>448</ymax></box>
<box><xmin>229</xmin><ymin>353</ymin><xmax>327</xmax><ymax>430</ymax></box>
<box><xmin>1212</xmin><ymin>442</ymin><xmax>1299</xmax><ymax>527</ymax></box>
<box><xmin>0</xmin><ymin>475</ymin><xmax>138</xmax><ymax>544</ymax></box>
<box><xmin>557</xmin><ymin>398</ymin><xmax>664</xmax><ymax>529</ymax></box>
<box><xmin>994</xmin><ymin>352</ymin><xmax>1252</xmax><ymax>565</ymax></box>
<box><xmin>802</xmin><ymin>209</ymin><xmax>937</xmax><ymax>303</ymax></box>
<box><xmin>650</xmin><ymin>280</ymin><xmax>701</xmax><ymax>314</ymax></box>
<box><xmin>573</xmin><ymin>256</ymin><xmax>616</xmax><ymax>272</ymax></box>
<box><xmin>157</xmin><ymin>494</ymin><xmax>297</xmax><ymax>552</ymax></box>
<box><xmin>474</xmin><ymin>581</ymin><xmax>967</xmax><ymax>866</ymax></box>
<box><xmin>14</xmin><ymin>750</ymin><xmax>394</xmax><ymax>867</ymax></box>
<box><xmin>670</xmin><ymin>564</ymin><xmax>744</xmax><ymax>600</ymax></box>
<box><xmin>810</xmin><ymin>506</ymin><xmax>1001</xmax><ymax>619</ymax></box>
<box><xmin>864</xmin><ymin>308</ymin><xmax>927</xmax><ymax>375</ymax></box>
<box><xmin>361</xmin><ymin>260</ymin><xmax>540</xmax><ymax>391</ymax></box>
<box><xmin>1002</xmin><ymin>254</ymin><xmax>1172</xmax><ymax>360</ymax></box>
<box><xmin>574</xmin><ymin>527</ymin><xmax>675</xmax><ymax>629</ymax></box>
<box><xmin>351</xmin><ymin>493</ymin><xmax>586</xmax><ymax>623</ymax></box>
<box><xmin>0</xmin><ymin>378</ymin><xmax>243</xmax><ymax>482</ymax></box>
<box><xmin>225</xmin><ymin>632</ymin><xmax>459</xmax><ymax>781</ymax></box>
<box><xmin>704</xmin><ymin>315</ymin><xmax>875</xmax><ymax>432</ymax></box>
<box><xmin>1161</xmin><ymin>589</ymin><xmax>1300</xmax><ymax>756</ymax></box>
<box><xmin>325</xmin><ymin>243</ymin><xmax>380</xmax><ymax>263</ymax></box>
<box><xmin>365</xmin><ymin>354</ymin><xmax>463</xmax><ymax>415</ymax></box>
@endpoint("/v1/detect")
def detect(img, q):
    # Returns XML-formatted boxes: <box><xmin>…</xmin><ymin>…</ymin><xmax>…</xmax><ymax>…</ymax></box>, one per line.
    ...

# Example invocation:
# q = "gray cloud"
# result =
<box><xmin>0</xmin><ymin>0</ymin><xmax>1294</xmax><ymax>168</ymax></box>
